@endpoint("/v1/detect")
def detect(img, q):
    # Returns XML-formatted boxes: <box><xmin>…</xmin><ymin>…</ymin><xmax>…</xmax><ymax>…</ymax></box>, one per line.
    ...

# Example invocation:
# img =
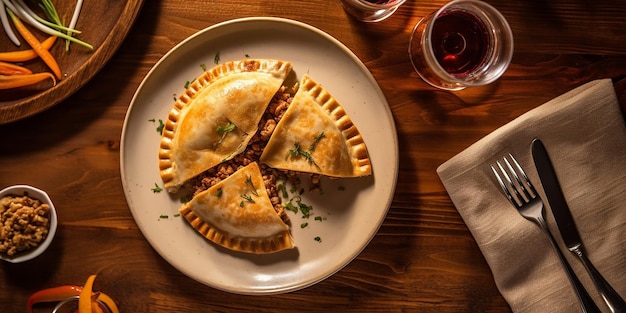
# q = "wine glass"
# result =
<box><xmin>340</xmin><ymin>0</ymin><xmax>407</xmax><ymax>22</ymax></box>
<box><xmin>409</xmin><ymin>0</ymin><xmax>513</xmax><ymax>90</ymax></box>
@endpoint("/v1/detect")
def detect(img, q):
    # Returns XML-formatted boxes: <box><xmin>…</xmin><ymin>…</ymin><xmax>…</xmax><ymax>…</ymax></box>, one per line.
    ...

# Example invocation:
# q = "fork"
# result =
<box><xmin>491</xmin><ymin>154</ymin><xmax>601</xmax><ymax>313</ymax></box>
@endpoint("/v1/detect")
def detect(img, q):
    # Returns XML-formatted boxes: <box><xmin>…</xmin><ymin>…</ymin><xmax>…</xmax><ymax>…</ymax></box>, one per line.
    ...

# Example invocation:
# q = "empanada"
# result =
<box><xmin>178</xmin><ymin>162</ymin><xmax>295</xmax><ymax>254</ymax></box>
<box><xmin>159</xmin><ymin>59</ymin><xmax>292</xmax><ymax>192</ymax></box>
<box><xmin>260</xmin><ymin>74</ymin><xmax>371</xmax><ymax>177</ymax></box>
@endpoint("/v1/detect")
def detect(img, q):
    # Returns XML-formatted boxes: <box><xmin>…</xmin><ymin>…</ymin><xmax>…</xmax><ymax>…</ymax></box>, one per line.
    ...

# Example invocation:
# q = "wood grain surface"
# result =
<box><xmin>1</xmin><ymin>0</ymin><xmax>625</xmax><ymax>312</ymax></box>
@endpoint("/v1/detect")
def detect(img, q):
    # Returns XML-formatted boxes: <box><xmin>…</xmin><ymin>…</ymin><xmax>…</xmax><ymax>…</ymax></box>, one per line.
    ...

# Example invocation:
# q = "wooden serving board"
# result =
<box><xmin>0</xmin><ymin>0</ymin><xmax>144</xmax><ymax>124</ymax></box>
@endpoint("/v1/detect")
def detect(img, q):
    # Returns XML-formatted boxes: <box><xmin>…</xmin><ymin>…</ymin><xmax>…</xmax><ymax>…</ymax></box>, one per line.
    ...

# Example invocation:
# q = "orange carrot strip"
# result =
<box><xmin>0</xmin><ymin>73</ymin><xmax>56</xmax><ymax>89</ymax></box>
<box><xmin>7</xmin><ymin>10</ymin><xmax>61</xmax><ymax>79</ymax></box>
<box><xmin>96</xmin><ymin>293</ymin><xmax>120</xmax><ymax>313</ymax></box>
<box><xmin>0</xmin><ymin>36</ymin><xmax>57</xmax><ymax>62</ymax></box>
<box><xmin>91</xmin><ymin>293</ymin><xmax>104</xmax><ymax>313</ymax></box>
<box><xmin>0</xmin><ymin>61</ymin><xmax>32</xmax><ymax>75</ymax></box>
<box><xmin>78</xmin><ymin>274</ymin><xmax>97</xmax><ymax>313</ymax></box>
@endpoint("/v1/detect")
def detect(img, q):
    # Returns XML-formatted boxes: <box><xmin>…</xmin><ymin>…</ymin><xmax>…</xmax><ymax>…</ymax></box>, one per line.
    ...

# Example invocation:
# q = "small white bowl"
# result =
<box><xmin>0</xmin><ymin>185</ymin><xmax>58</xmax><ymax>263</ymax></box>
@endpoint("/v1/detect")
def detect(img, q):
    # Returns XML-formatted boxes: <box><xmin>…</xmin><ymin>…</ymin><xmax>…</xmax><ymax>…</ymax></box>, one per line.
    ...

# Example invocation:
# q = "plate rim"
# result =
<box><xmin>120</xmin><ymin>16</ymin><xmax>399</xmax><ymax>294</ymax></box>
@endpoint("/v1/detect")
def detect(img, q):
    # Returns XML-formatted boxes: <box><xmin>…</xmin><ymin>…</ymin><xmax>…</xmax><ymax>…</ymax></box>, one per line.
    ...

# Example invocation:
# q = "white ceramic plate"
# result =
<box><xmin>120</xmin><ymin>17</ymin><xmax>398</xmax><ymax>294</ymax></box>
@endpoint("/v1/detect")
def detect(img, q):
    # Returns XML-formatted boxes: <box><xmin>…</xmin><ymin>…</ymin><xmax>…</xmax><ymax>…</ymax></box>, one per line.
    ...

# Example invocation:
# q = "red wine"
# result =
<box><xmin>431</xmin><ymin>9</ymin><xmax>492</xmax><ymax>76</ymax></box>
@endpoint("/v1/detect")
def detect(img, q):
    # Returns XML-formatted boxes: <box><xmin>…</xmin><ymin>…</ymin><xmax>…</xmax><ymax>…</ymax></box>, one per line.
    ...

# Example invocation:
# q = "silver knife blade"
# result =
<box><xmin>531</xmin><ymin>138</ymin><xmax>582</xmax><ymax>249</ymax></box>
<box><xmin>532</xmin><ymin>138</ymin><xmax>626</xmax><ymax>313</ymax></box>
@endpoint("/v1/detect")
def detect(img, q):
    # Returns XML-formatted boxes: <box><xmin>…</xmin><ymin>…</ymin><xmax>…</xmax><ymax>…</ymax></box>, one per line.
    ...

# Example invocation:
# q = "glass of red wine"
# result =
<box><xmin>340</xmin><ymin>0</ymin><xmax>407</xmax><ymax>22</ymax></box>
<box><xmin>409</xmin><ymin>0</ymin><xmax>513</xmax><ymax>90</ymax></box>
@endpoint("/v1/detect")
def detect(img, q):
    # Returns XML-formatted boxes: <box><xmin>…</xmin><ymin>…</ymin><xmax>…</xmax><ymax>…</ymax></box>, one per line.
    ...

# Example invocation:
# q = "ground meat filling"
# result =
<box><xmin>190</xmin><ymin>84</ymin><xmax>320</xmax><ymax>222</ymax></box>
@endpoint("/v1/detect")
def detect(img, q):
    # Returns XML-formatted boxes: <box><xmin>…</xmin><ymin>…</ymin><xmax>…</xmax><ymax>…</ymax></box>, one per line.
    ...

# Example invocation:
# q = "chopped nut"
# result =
<box><xmin>0</xmin><ymin>195</ymin><xmax>50</xmax><ymax>256</ymax></box>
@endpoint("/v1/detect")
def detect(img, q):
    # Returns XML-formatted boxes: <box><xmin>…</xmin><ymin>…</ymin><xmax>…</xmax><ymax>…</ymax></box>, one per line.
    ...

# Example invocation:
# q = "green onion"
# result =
<box><xmin>2</xmin><ymin>0</ymin><xmax>93</xmax><ymax>49</ymax></box>
<box><xmin>65</xmin><ymin>0</ymin><xmax>84</xmax><ymax>50</ymax></box>
<box><xmin>0</xmin><ymin>1</ymin><xmax>19</xmax><ymax>45</ymax></box>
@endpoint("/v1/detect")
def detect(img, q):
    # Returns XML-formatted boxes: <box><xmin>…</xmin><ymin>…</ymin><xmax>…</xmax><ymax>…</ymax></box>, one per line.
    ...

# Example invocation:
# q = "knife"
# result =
<box><xmin>531</xmin><ymin>138</ymin><xmax>626</xmax><ymax>313</ymax></box>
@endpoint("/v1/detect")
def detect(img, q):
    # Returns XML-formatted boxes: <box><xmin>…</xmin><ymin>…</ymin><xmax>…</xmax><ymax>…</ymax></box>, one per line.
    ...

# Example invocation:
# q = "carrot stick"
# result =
<box><xmin>0</xmin><ymin>72</ymin><xmax>56</xmax><ymax>89</ymax></box>
<box><xmin>78</xmin><ymin>274</ymin><xmax>97</xmax><ymax>313</ymax></box>
<box><xmin>7</xmin><ymin>9</ymin><xmax>61</xmax><ymax>79</ymax></box>
<box><xmin>0</xmin><ymin>61</ymin><xmax>32</xmax><ymax>75</ymax></box>
<box><xmin>0</xmin><ymin>36</ymin><xmax>57</xmax><ymax>62</ymax></box>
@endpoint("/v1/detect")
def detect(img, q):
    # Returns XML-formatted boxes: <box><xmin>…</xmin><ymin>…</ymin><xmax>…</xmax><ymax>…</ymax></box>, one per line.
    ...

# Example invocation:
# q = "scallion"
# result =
<box><xmin>1</xmin><ymin>0</ymin><xmax>93</xmax><ymax>49</ymax></box>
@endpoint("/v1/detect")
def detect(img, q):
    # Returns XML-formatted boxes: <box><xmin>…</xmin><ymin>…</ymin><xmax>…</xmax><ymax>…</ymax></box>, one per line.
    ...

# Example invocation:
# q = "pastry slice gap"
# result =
<box><xmin>179</xmin><ymin>161</ymin><xmax>295</xmax><ymax>254</ymax></box>
<box><xmin>260</xmin><ymin>74</ymin><xmax>372</xmax><ymax>178</ymax></box>
<box><xmin>159</xmin><ymin>59</ymin><xmax>293</xmax><ymax>193</ymax></box>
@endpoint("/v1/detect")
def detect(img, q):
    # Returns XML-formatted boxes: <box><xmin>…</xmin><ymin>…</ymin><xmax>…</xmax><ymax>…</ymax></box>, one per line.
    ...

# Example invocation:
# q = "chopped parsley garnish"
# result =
<box><xmin>298</xmin><ymin>200</ymin><xmax>313</xmax><ymax>218</ymax></box>
<box><xmin>315</xmin><ymin>216</ymin><xmax>324</xmax><ymax>222</ymax></box>
<box><xmin>151</xmin><ymin>183</ymin><xmax>163</xmax><ymax>193</ymax></box>
<box><xmin>278</xmin><ymin>183</ymin><xmax>288</xmax><ymax>198</ymax></box>
<box><xmin>300</xmin><ymin>222</ymin><xmax>308</xmax><ymax>228</ymax></box>
<box><xmin>215</xmin><ymin>188</ymin><xmax>223</xmax><ymax>198</ymax></box>
<box><xmin>289</xmin><ymin>143</ymin><xmax>317</xmax><ymax>167</ymax></box>
<box><xmin>309</xmin><ymin>132</ymin><xmax>326</xmax><ymax>151</ymax></box>
<box><xmin>314</xmin><ymin>236</ymin><xmax>322</xmax><ymax>242</ymax></box>
<box><xmin>180</xmin><ymin>195</ymin><xmax>192</xmax><ymax>203</ymax></box>
<box><xmin>160</xmin><ymin>214</ymin><xmax>180</xmax><ymax>219</ymax></box>
<box><xmin>240</xmin><ymin>194</ymin><xmax>255</xmax><ymax>204</ymax></box>
<box><xmin>184</xmin><ymin>78</ymin><xmax>195</xmax><ymax>89</ymax></box>
<box><xmin>283</xmin><ymin>201</ymin><xmax>298</xmax><ymax>214</ymax></box>
<box><xmin>217</xmin><ymin>123</ymin><xmax>235</xmax><ymax>135</ymax></box>
<box><xmin>282</xmin><ymin>195</ymin><xmax>313</xmax><ymax>218</ymax></box>
<box><xmin>216</xmin><ymin>122</ymin><xmax>236</xmax><ymax>146</ymax></box>
<box><xmin>200</xmin><ymin>63</ymin><xmax>207</xmax><ymax>71</ymax></box>
<box><xmin>245</xmin><ymin>175</ymin><xmax>259</xmax><ymax>196</ymax></box>
<box><xmin>156</xmin><ymin>119</ymin><xmax>165</xmax><ymax>135</ymax></box>
<box><xmin>214</xmin><ymin>52</ymin><xmax>220</xmax><ymax>64</ymax></box>
<box><xmin>245</xmin><ymin>53</ymin><xmax>250</xmax><ymax>58</ymax></box>
<box><xmin>288</xmin><ymin>132</ymin><xmax>326</xmax><ymax>167</ymax></box>
<box><xmin>149</xmin><ymin>118</ymin><xmax>165</xmax><ymax>135</ymax></box>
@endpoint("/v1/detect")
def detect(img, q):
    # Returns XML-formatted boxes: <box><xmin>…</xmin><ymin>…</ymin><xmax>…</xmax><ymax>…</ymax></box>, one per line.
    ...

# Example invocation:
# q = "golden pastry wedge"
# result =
<box><xmin>260</xmin><ymin>74</ymin><xmax>371</xmax><ymax>177</ymax></box>
<box><xmin>178</xmin><ymin>162</ymin><xmax>295</xmax><ymax>254</ymax></box>
<box><xmin>159</xmin><ymin>59</ymin><xmax>293</xmax><ymax>192</ymax></box>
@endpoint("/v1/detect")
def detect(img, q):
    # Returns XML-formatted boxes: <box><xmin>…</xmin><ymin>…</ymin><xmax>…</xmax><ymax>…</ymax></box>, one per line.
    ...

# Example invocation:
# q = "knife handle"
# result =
<box><xmin>571</xmin><ymin>245</ymin><xmax>626</xmax><ymax>313</ymax></box>
<box><xmin>537</xmin><ymin>217</ymin><xmax>601</xmax><ymax>313</ymax></box>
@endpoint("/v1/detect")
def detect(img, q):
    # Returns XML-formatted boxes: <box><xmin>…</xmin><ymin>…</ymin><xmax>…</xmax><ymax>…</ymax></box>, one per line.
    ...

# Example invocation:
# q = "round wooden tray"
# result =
<box><xmin>0</xmin><ymin>0</ymin><xmax>144</xmax><ymax>124</ymax></box>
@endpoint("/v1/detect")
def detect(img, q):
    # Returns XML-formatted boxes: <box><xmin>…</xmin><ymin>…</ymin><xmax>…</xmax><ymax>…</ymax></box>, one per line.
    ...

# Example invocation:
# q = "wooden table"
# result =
<box><xmin>1</xmin><ymin>0</ymin><xmax>625</xmax><ymax>312</ymax></box>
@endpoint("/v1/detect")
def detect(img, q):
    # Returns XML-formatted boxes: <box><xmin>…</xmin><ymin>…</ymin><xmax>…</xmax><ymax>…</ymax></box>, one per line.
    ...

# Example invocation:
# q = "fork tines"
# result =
<box><xmin>491</xmin><ymin>153</ymin><xmax>538</xmax><ymax>207</ymax></box>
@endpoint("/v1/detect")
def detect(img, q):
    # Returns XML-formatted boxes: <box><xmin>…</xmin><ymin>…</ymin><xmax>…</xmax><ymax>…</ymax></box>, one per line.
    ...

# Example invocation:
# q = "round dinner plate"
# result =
<box><xmin>120</xmin><ymin>17</ymin><xmax>398</xmax><ymax>294</ymax></box>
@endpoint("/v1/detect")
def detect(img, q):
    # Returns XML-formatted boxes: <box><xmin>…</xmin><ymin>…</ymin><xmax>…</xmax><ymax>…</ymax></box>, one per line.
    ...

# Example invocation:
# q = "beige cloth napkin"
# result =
<box><xmin>437</xmin><ymin>79</ymin><xmax>626</xmax><ymax>313</ymax></box>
